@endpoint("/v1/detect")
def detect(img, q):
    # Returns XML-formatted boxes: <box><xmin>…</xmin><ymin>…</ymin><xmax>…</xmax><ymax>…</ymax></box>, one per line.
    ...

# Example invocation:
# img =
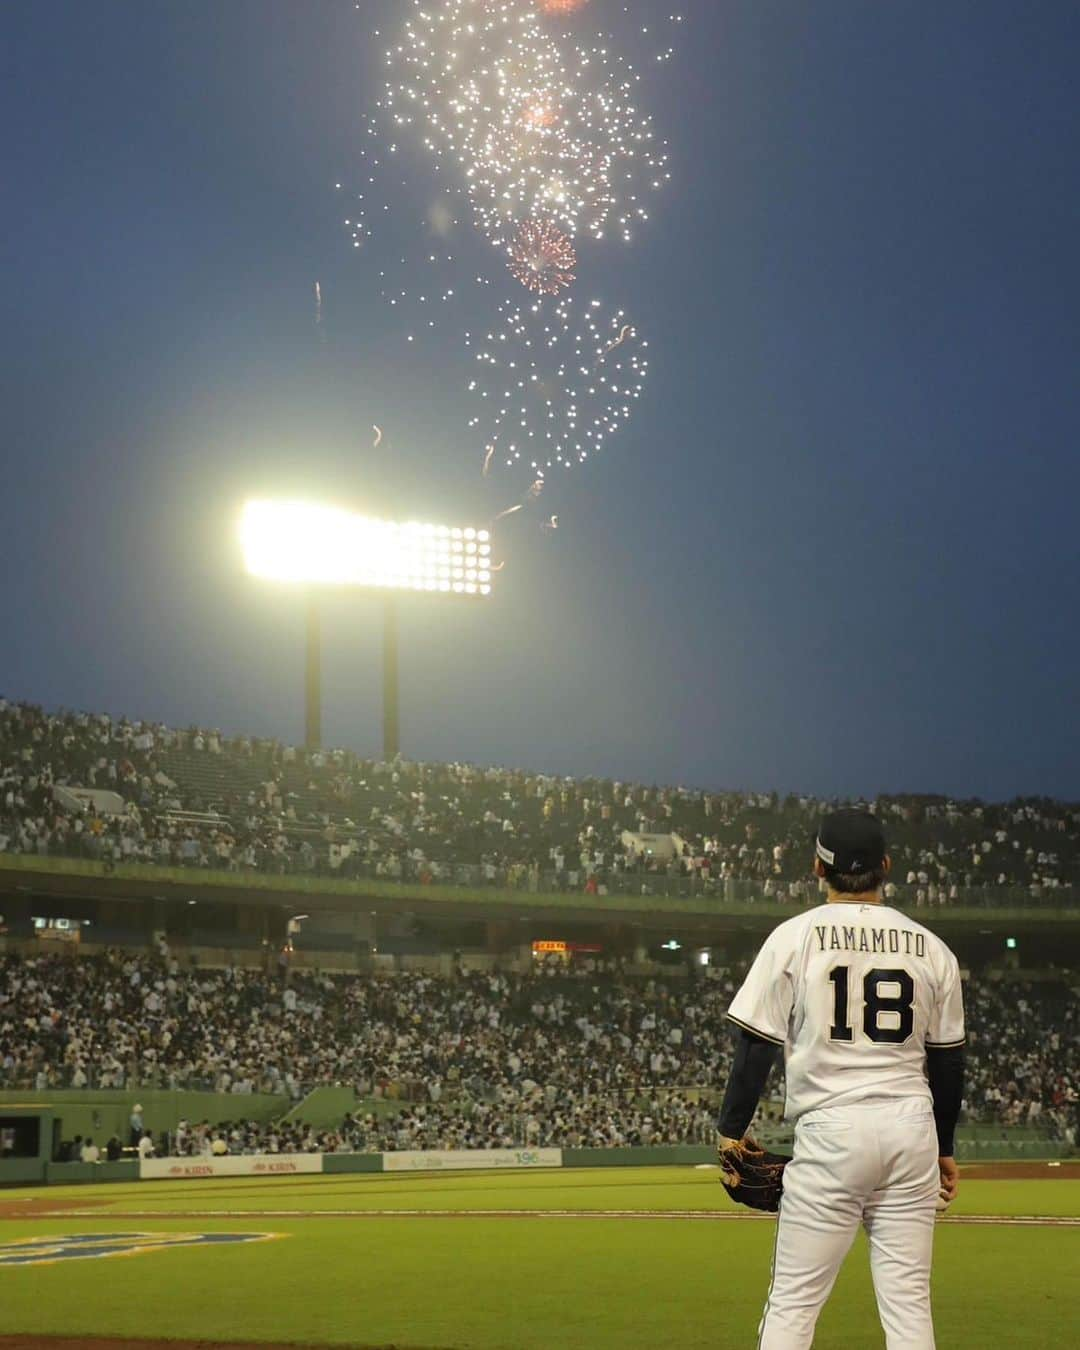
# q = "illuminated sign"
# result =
<box><xmin>531</xmin><ymin>940</ymin><xmax>604</xmax><ymax>957</ymax></box>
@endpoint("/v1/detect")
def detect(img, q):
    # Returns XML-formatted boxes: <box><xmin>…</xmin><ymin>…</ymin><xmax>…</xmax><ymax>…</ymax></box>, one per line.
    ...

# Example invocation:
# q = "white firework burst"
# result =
<box><xmin>466</xmin><ymin>295</ymin><xmax>648</xmax><ymax>475</ymax></box>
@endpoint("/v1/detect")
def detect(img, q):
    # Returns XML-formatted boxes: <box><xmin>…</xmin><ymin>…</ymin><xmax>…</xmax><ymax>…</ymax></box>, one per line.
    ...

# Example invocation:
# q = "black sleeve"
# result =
<box><xmin>926</xmin><ymin>1044</ymin><xmax>965</xmax><ymax>1156</ymax></box>
<box><xmin>717</xmin><ymin>1025</ymin><xmax>781</xmax><ymax>1139</ymax></box>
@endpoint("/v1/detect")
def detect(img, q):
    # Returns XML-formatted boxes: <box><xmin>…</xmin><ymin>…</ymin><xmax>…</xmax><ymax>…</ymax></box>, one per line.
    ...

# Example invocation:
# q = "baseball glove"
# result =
<box><xmin>717</xmin><ymin>1136</ymin><xmax>791</xmax><ymax>1213</ymax></box>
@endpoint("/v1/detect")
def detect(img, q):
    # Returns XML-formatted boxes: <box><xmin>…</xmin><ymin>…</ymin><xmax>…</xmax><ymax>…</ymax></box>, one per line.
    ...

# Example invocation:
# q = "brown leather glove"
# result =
<box><xmin>718</xmin><ymin>1136</ymin><xmax>791</xmax><ymax>1213</ymax></box>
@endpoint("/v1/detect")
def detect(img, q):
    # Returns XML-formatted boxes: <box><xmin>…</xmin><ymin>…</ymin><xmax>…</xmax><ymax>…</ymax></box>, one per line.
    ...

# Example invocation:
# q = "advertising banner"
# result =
<box><xmin>382</xmin><ymin>1148</ymin><xmax>562</xmax><ymax>1173</ymax></box>
<box><xmin>139</xmin><ymin>1153</ymin><xmax>324</xmax><ymax>1180</ymax></box>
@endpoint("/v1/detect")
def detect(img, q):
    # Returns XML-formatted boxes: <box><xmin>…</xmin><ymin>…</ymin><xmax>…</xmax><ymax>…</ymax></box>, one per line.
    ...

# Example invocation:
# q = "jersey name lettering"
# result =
<box><xmin>813</xmin><ymin>924</ymin><xmax>925</xmax><ymax>958</ymax></box>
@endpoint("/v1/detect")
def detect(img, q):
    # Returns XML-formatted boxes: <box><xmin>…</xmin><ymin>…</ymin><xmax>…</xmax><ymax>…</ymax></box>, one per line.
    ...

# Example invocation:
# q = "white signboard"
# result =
<box><xmin>139</xmin><ymin>1153</ymin><xmax>324</xmax><ymax>1180</ymax></box>
<box><xmin>382</xmin><ymin>1148</ymin><xmax>562</xmax><ymax>1173</ymax></box>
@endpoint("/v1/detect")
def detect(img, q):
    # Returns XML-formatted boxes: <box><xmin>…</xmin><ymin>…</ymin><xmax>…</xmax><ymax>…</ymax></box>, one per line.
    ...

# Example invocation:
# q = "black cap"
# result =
<box><xmin>815</xmin><ymin>809</ymin><xmax>887</xmax><ymax>875</ymax></box>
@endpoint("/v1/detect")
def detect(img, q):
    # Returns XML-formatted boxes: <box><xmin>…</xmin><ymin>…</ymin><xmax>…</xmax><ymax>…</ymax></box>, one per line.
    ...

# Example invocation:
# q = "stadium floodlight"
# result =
<box><xmin>240</xmin><ymin>500</ymin><xmax>494</xmax><ymax>596</ymax></box>
<box><xmin>240</xmin><ymin>499</ymin><xmax>495</xmax><ymax>756</ymax></box>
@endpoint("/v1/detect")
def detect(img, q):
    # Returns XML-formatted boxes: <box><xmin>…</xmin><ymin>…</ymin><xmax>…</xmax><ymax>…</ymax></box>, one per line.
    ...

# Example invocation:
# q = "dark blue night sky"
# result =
<box><xmin>3</xmin><ymin>0</ymin><xmax>1079</xmax><ymax>800</ymax></box>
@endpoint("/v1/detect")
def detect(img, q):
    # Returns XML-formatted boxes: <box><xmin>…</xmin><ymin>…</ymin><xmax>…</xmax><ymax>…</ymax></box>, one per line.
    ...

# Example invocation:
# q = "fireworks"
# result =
<box><xmin>348</xmin><ymin>2</ymin><xmax>679</xmax><ymax>498</ymax></box>
<box><xmin>382</xmin><ymin>0</ymin><xmax>670</xmax><ymax>246</ymax></box>
<box><xmin>507</xmin><ymin>218</ymin><xmax>577</xmax><ymax>295</ymax></box>
<box><xmin>466</xmin><ymin>296</ymin><xmax>648</xmax><ymax>475</ymax></box>
<box><xmin>521</xmin><ymin>101</ymin><xmax>559</xmax><ymax>130</ymax></box>
<box><xmin>346</xmin><ymin>120</ymin><xmax>487</xmax><ymax>346</ymax></box>
<box><xmin>537</xmin><ymin>0</ymin><xmax>591</xmax><ymax>16</ymax></box>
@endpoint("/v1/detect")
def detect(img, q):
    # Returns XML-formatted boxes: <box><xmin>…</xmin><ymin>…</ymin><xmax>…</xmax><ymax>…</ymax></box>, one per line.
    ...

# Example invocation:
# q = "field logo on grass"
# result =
<box><xmin>0</xmin><ymin>1232</ymin><xmax>284</xmax><ymax>1267</ymax></box>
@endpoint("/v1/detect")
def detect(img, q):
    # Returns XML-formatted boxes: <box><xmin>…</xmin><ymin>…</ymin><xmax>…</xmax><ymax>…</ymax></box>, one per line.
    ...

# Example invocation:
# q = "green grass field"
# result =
<box><xmin>1</xmin><ymin>1166</ymin><xmax>1077</xmax><ymax>1348</ymax></box>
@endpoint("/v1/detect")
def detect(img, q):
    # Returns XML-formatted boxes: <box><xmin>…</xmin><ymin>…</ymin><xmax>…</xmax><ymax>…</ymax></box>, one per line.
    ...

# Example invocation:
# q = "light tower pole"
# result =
<box><xmin>241</xmin><ymin>500</ymin><xmax>493</xmax><ymax>763</ymax></box>
<box><xmin>305</xmin><ymin>593</ymin><xmax>322</xmax><ymax>751</ymax></box>
<box><xmin>382</xmin><ymin>595</ymin><xmax>399</xmax><ymax>760</ymax></box>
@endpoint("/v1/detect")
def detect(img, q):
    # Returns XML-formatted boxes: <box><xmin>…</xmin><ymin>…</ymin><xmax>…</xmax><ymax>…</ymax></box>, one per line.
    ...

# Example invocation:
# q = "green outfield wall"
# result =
<box><xmin>321</xmin><ymin>1152</ymin><xmax>385</xmax><ymax>1174</ymax></box>
<box><xmin>43</xmin><ymin>1160</ymin><xmax>138</xmax><ymax>1184</ymax></box>
<box><xmin>955</xmin><ymin>1125</ymin><xmax>1070</xmax><ymax>1162</ymax></box>
<box><xmin>0</xmin><ymin>1088</ymin><xmax>287</xmax><ymax>1148</ymax></box>
<box><xmin>562</xmin><ymin>1145</ymin><xmax>714</xmax><ymax>1167</ymax></box>
<box><xmin>7</xmin><ymin>1132</ymin><xmax>1070</xmax><ymax>1190</ymax></box>
<box><xmin>0</xmin><ymin>1160</ymin><xmax>43</xmax><ymax>1186</ymax></box>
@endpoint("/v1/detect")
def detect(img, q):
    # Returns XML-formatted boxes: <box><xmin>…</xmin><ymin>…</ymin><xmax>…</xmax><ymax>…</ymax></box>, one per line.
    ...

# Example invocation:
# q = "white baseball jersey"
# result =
<box><xmin>728</xmin><ymin>901</ymin><xmax>965</xmax><ymax>1121</ymax></box>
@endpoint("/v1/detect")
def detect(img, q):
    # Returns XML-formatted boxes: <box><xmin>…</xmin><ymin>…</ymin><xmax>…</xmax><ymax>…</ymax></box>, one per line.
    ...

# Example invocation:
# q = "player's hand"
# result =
<box><xmin>938</xmin><ymin>1156</ymin><xmax>959</xmax><ymax>1204</ymax></box>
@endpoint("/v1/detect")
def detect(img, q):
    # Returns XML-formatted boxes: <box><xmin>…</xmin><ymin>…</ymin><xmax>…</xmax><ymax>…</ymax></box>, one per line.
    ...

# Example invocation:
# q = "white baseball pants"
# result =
<box><xmin>757</xmin><ymin>1096</ymin><xmax>940</xmax><ymax>1350</ymax></box>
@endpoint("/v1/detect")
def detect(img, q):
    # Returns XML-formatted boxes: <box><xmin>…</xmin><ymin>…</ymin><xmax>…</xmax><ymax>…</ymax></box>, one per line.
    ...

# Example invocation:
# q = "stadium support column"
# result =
<box><xmin>305</xmin><ymin>593</ymin><xmax>322</xmax><ymax>751</ymax></box>
<box><xmin>383</xmin><ymin>595</ymin><xmax>399</xmax><ymax>760</ymax></box>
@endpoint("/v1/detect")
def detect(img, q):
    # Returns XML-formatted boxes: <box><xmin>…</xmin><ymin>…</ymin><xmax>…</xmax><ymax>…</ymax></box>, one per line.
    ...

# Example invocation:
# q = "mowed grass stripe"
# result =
<box><xmin>26</xmin><ymin>1170</ymin><xmax>727</xmax><ymax>1215</ymax></box>
<box><xmin>21</xmin><ymin>1167</ymin><xmax>1080</xmax><ymax>1218</ymax></box>
<box><xmin>0</xmin><ymin>1209</ymin><xmax>1076</xmax><ymax>1348</ymax></box>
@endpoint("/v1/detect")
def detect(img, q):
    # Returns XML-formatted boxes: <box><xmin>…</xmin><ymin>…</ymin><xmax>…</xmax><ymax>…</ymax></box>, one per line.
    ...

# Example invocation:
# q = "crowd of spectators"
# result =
<box><xmin>162</xmin><ymin>1091</ymin><xmax>720</xmax><ymax>1157</ymax></box>
<box><xmin>2</xmin><ymin>949</ymin><xmax>1076</xmax><ymax>1150</ymax></box>
<box><xmin>0</xmin><ymin>950</ymin><xmax>747</xmax><ymax>1102</ymax></box>
<box><xmin>962</xmin><ymin>976</ymin><xmax>1078</xmax><ymax>1138</ymax></box>
<box><xmin>2</xmin><ymin>697</ymin><xmax>1078</xmax><ymax>902</ymax></box>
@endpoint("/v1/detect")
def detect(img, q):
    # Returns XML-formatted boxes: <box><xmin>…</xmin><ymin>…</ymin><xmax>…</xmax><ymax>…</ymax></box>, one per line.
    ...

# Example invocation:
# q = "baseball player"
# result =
<box><xmin>717</xmin><ymin>808</ymin><xmax>965</xmax><ymax>1349</ymax></box>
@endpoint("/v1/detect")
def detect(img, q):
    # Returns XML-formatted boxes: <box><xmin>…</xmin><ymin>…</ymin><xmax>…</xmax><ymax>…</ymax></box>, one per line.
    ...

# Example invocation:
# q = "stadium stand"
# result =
<box><xmin>2</xmin><ymin>950</ymin><xmax>1076</xmax><ymax>1150</ymax></box>
<box><xmin>3</xmin><ymin>697</ymin><xmax>1077</xmax><ymax>1157</ymax></box>
<box><xmin>2</xmin><ymin>697</ymin><xmax>1078</xmax><ymax>902</ymax></box>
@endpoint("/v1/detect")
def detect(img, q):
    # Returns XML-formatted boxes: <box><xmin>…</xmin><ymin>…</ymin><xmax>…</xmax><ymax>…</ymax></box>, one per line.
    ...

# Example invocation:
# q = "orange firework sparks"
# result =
<box><xmin>537</xmin><ymin>0</ymin><xmax>590</xmax><ymax>16</ymax></box>
<box><xmin>522</xmin><ymin>101</ymin><xmax>559</xmax><ymax>130</ymax></box>
<box><xmin>507</xmin><ymin>218</ymin><xmax>577</xmax><ymax>296</ymax></box>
